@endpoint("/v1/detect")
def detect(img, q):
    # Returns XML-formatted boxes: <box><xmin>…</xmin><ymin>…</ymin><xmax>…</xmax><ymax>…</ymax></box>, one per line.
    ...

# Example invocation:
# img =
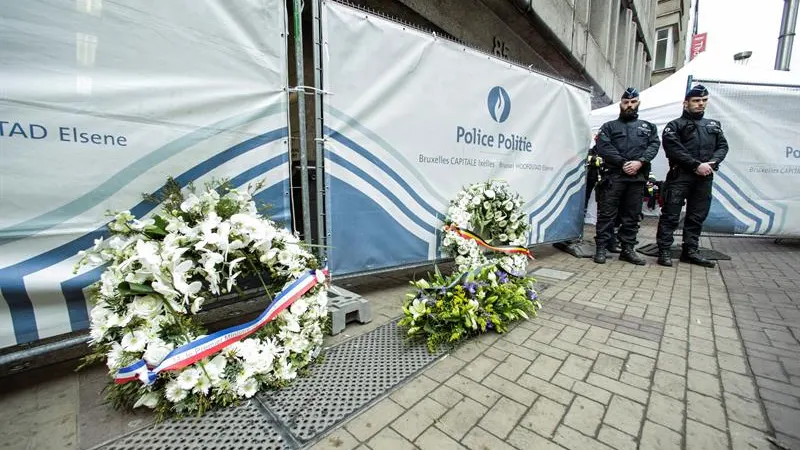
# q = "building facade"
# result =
<box><xmin>650</xmin><ymin>0</ymin><xmax>692</xmax><ymax>86</ymax></box>
<box><xmin>325</xmin><ymin>0</ymin><xmax>659</xmax><ymax>107</ymax></box>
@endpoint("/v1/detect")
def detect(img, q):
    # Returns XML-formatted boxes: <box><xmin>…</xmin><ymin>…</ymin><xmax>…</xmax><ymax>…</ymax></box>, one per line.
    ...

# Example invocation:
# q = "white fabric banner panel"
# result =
<box><xmin>0</xmin><ymin>0</ymin><xmax>290</xmax><ymax>347</ymax></box>
<box><xmin>700</xmin><ymin>81</ymin><xmax>800</xmax><ymax>236</ymax></box>
<box><xmin>321</xmin><ymin>1</ymin><xmax>591</xmax><ymax>275</ymax></box>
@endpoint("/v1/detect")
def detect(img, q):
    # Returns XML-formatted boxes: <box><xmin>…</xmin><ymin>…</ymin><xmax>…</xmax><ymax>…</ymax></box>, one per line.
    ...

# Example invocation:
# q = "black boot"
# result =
<box><xmin>680</xmin><ymin>250</ymin><xmax>716</xmax><ymax>268</ymax></box>
<box><xmin>657</xmin><ymin>249</ymin><xmax>673</xmax><ymax>267</ymax></box>
<box><xmin>606</xmin><ymin>242</ymin><xmax>621</xmax><ymax>253</ymax></box>
<box><xmin>619</xmin><ymin>247</ymin><xmax>645</xmax><ymax>265</ymax></box>
<box><xmin>593</xmin><ymin>248</ymin><xmax>607</xmax><ymax>264</ymax></box>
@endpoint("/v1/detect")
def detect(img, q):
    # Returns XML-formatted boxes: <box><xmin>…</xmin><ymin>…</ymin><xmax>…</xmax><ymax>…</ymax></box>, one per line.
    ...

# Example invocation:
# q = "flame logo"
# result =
<box><xmin>487</xmin><ymin>86</ymin><xmax>511</xmax><ymax>123</ymax></box>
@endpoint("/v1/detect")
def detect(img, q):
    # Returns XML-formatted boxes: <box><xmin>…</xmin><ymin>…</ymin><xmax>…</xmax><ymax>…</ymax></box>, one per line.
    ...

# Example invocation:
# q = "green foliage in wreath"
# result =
<box><xmin>398</xmin><ymin>264</ymin><xmax>541</xmax><ymax>352</ymax></box>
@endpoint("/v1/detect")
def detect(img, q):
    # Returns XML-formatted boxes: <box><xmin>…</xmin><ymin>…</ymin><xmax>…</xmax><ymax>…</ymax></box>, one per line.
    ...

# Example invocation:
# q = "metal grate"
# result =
<box><xmin>257</xmin><ymin>320</ymin><xmax>444</xmax><ymax>443</ymax></box>
<box><xmin>100</xmin><ymin>401</ymin><xmax>288</xmax><ymax>450</ymax></box>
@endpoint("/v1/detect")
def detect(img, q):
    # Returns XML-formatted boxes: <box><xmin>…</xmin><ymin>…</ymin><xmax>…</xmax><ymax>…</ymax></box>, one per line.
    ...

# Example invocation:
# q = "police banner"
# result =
<box><xmin>321</xmin><ymin>1</ymin><xmax>591</xmax><ymax>275</ymax></box>
<box><xmin>0</xmin><ymin>0</ymin><xmax>291</xmax><ymax>347</ymax></box>
<box><xmin>701</xmin><ymin>80</ymin><xmax>800</xmax><ymax>236</ymax></box>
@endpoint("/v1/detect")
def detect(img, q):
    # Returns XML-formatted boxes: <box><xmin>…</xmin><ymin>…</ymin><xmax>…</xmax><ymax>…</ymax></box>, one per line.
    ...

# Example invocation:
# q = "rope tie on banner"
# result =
<box><xmin>444</xmin><ymin>225</ymin><xmax>534</xmax><ymax>260</ymax></box>
<box><xmin>114</xmin><ymin>268</ymin><xmax>329</xmax><ymax>386</ymax></box>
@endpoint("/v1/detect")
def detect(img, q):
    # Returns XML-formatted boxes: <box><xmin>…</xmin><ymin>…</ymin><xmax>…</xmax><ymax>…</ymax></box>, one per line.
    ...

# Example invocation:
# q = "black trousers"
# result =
<box><xmin>595</xmin><ymin>175</ymin><xmax>644</xmax><ymax>249</ymax></box>
<box><xmin>656</xmin><ymin>171</ymin><xmax>713</xmax><ymax>253</ymax></box>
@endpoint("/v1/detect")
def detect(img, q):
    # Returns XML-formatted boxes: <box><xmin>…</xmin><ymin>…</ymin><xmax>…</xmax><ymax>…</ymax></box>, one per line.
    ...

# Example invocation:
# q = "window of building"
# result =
<box><xmin>654</xmin><ymin>26</ymin><xmax>674</xmax><ymax>70</ymax></box>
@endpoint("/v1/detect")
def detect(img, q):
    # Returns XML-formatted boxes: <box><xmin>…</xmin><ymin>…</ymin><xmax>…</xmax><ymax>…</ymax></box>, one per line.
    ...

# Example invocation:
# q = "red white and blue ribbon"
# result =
<box><xmin>114</xmin><ymin>267</ymin><xmax>329</xmax><ymax>385</ymax></box>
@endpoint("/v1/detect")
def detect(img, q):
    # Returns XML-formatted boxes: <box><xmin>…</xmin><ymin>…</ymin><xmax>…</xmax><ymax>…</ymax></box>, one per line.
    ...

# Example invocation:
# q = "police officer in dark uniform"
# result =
<box><xmin>594</xmin><ymin>88</ymin><xmax>660</xmax><ymax>265</ymax></box>
<box><xmin>656</xmin><ymin>84</ymin><xmax>729</xmax><ymax>267</ymax></box>
<box><xmin>585</xmin><ymin>142</ymin><xmax>622</xmax><ymax>253</ymax></box>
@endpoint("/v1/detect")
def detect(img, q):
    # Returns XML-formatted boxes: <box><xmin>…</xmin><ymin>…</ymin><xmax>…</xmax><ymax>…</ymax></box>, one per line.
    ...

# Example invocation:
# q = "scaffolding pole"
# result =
<box><xmin>292</xmin><ymin>0</ymin><xmax>313</xmax><ymax>243</ymax></box>
<box><xmin>312</xmin><ymin>0</ymin><xmax>327</xmax><ymax>260</ymax></box>
<box><xmin>775</xmin><ymin>0</ymin><xmax>798</xmax><ymax>71</ymax></box>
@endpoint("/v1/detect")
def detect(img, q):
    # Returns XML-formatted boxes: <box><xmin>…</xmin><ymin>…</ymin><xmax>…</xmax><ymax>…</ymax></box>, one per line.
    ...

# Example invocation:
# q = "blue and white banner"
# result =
<box><xmin>0</xmin><ymin>0</ymin><xmax>291</xmax><ymax>347</ymax></box>
<box><xmin>321</xmin><ymin>1</ymin><xmax>591</xmax><ymax>275</ymax></box>
<box><xmin>700</xmin><ymin>81</ymin><xmax>800</xmax><ymax>236</ymax></box>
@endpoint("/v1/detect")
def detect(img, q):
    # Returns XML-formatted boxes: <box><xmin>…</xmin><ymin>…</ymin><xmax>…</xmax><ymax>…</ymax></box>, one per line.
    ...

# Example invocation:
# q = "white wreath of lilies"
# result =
<box><xmin>76</xmin><ymin>181</ymin><xmax>327</xmax><ymax>417</ymax></box>
<box><xmin>441</xmin><ymin>180</ymin><xmax>530</xmax><ymax>274</ymax></box>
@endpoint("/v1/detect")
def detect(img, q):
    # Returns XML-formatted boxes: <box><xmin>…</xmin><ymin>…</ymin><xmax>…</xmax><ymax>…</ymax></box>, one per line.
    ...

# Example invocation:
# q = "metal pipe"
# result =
<box><xmin>693</xmin><ymin>0</ymin><xmax>700</xmax><ymax>35</ymax></box>
<box><xmin>293</xmin><ymin>0</ymin><xmax>313</xmax><ymax>243</ymax></box>
<box><xmin>0</xmin><ymin>334</ymin><xmax>89</xmax><ymax>375</ymax></box>
<box><xmin>311</xmin><ymin>0</ymin><xmax>326</xmax><ymax>261</ymax></box>
<box><xmin>775</xmin><ymin>0</ymin><xmax>798</xmax><ymax>71</ymax></box>
<box><xmin>693</xmin><ymin>78</ymin><xmax>800</xmax><ymax>89</ymax></box>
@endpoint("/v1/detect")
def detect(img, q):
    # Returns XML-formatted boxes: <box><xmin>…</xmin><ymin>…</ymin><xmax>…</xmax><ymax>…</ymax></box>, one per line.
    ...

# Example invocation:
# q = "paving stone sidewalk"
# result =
<box><xmin>713</xmin><ymin>237</ymin><xmax>800</xmax><ymax>449</ymax></box>
<box><xmin>309</xmin><ymin>224</ymin><xmax>800</xmax><ymax>450</ymax></box>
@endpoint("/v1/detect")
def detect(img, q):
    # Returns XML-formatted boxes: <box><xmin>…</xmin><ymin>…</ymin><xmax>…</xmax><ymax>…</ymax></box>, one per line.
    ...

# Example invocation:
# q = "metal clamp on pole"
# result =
<box><xmin>288</xmin><ymin>85</ymin><xmax>334</xmax><ymax>95</ymax></box>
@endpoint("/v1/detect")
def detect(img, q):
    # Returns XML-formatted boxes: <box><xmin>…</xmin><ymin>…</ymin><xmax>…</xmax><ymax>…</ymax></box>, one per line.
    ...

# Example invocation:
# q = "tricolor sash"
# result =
<box><xmin>114</xmin><ymin>267</ymin><xmax>328</xmax><ymax>385</ymax></box>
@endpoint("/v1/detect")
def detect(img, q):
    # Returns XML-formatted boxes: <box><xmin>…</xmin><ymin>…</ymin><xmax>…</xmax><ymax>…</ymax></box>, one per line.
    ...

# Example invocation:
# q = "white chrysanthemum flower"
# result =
<box><xmin>165</xmin><ymin>380</ymin><xmax>188</xmax><ymax>403</ymax></box>
<box><xmin>120</xmin><ymin>330</ymin><xmax>148</xmax><ymax>352</ymax></box>
<box><xmin>249</xmin><ymin>350</ymin><xmax>275</xmax><ymax>373</ymax></box>
<box><xmin>277</xmin><ymin>249</ymin><xmax>295</xmax><ymax>267</ymax></box>
<box><xmin>90</xmin><ymin>304</ymin><xmax>111</xmax><ymax>328</ymax></box>
<box><xmin>194</xmin><ymin>374</ymin><xmax>211</xmax><ymax>395</ymax></box>
<box><xmin>99</xmin><ymin>270</ymin><xmax>121</xmax><ymax>297</ymax></box>
<box><xmin>232</xmin><ymin>339</ymin><xmax>261</xmax><ymax>361</ymax></box>
<box><xmin>176</xmin><ymin>367</ymin><xmax>201</xmax><ymax>390</ymax></box>
<box><xmin>107</xmin><ymin>343</ymin><xmax>125</xmax><ymax>370</ymax></box>
<box><xmin>236</xmin><ymin>376</ymin><xmax>259</xmax><ymax>398</ymax></box>
<box><xmin>275</xmin><ymin>358</ymin><xmax>297</xmax><ymax>381</ymax></box>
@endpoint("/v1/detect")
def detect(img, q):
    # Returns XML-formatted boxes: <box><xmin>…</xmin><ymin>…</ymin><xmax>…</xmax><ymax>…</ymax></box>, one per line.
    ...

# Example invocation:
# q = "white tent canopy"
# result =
<box><xmin>586</xmin><ymin>52</ymin><xmax>800</xmax><ymax>225</ymax></box>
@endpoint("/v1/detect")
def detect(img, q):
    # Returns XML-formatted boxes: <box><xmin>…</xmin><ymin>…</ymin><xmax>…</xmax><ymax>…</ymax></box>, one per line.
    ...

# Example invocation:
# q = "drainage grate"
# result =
<box><xmin>100</xmin><ymin>400</ymin><xmax>288</xmax><ymax>450</ymax></box>
<box><xmin>257</xmin><ymin>320</ymin><xmax>444</xmax><ymax>443</ymax></box>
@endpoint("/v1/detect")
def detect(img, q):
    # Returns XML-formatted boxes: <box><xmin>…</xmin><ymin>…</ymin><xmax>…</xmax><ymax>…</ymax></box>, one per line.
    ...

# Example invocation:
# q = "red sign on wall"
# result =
<box><xmin>690</xmin><ymin>33</ymin><xmax>708</xmax><ymax>60</ymax></box>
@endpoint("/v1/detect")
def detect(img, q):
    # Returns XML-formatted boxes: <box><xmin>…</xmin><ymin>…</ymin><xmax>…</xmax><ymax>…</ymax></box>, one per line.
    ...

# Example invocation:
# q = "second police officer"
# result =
<box><xmin>655</xmin><ymin>84</ymin><xmax>729</xmax><ymax>268</ymax></box>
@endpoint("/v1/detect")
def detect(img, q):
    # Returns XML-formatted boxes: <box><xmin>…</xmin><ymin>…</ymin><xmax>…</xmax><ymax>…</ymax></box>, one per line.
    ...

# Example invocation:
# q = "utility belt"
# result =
<box><xmin>667</xmin><ymin>164</ymin><xmax>713</xmax><ymax>179</ymax></box>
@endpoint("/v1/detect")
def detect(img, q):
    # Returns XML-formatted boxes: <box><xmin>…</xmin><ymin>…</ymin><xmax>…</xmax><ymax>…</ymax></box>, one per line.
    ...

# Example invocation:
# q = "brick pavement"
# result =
<box><xmin>713</xmin><ymin>237</ymin><xmax>800</xmax><ymax>449</ymax></box>
<box><xmin>308</xmin><ymin>223</ymin><xmax>798</xmax><ymax>450</ymax></box>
